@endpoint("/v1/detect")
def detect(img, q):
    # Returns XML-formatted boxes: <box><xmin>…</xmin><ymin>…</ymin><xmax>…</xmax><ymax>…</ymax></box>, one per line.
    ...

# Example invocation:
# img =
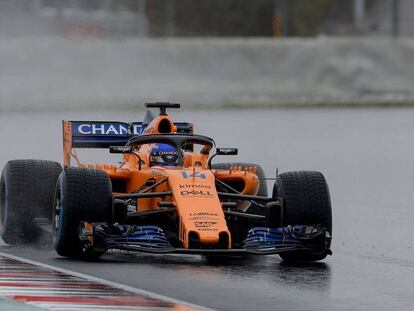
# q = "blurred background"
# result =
<box><xmin>0</xmin><ymin>0</ymin><xmax>408</xmax><ymax>38</ymax></box>
<box><xmin>1</xmin><ymin>0</ymin><xmax>413</xmax><ymax>111</ymax></box>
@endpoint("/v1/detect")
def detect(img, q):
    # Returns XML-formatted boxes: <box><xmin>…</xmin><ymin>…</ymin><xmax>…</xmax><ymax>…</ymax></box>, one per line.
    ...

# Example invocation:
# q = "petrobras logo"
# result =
<box><xmin>72</xmin><ymin>122</ymin><xmax>143</xmax><ymax>136</ymax></box>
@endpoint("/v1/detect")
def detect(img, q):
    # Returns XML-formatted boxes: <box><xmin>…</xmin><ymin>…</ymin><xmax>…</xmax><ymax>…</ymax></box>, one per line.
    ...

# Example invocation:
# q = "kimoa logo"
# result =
<box><xmin>77</xmin><ymin>123</ymin><xmax>142</xmax><ymax>135</ymax></box>
<box><xmin>179</xmin><ymin>184</ymin><xmax>211</xmax><ymax>189</ymax></box>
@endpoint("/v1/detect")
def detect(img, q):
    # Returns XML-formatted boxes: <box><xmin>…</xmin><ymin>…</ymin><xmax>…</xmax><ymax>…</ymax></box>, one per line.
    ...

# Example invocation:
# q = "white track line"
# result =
<box><xmin>0</xmin><ymin>251</ymin><xmax>216</xmax><ymax>311</ymax></box>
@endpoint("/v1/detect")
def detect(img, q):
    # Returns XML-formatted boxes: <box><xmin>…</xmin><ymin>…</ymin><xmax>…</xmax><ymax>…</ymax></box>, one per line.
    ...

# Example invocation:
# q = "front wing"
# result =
<box><xmin>79</xmin><ymin>223</ymin><xmax>331</xmax><ymax>256</ymax></box>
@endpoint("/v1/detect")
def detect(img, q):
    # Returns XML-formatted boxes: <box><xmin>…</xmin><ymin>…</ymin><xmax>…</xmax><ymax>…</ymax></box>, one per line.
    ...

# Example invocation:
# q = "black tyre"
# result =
<box><xmin>53</xmin><ymin>167</ymin><xmax>112</xmax><ymax>259</ymax></box>
<box><xmin>212</xmin><ymin>162</ymin><xmax>267</xmax><ymax>214</ymax></box>
<box><xmin>0</xmin><ymin>160</ymin><xmax>62</xmax><ymax>245</ymax></box>
<box><xmin>274</xmin><ymin>171</ymin><xmax>332</xmax><ymax>262</ymax></box>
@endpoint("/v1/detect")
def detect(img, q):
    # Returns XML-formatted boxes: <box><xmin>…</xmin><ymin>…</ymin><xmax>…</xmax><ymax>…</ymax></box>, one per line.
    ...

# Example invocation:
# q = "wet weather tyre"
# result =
<box><xmin>212</xmin><ymin>162</ymin><xmax>267</xmax><ymax>214</ymax></box>
<box><xmin>0</xmin><ymin>160</ymin><xmax>62</xmax><ymax>245</ymax></box>
<box><xmin>274</xmin><ymin>171</ymin><xmax>332</xmax><ymax>262</ymax></box>
<box><xmin>53</xmin><ymin>168</ymin><xmax>112</xmax><ymax>260</ymax></box>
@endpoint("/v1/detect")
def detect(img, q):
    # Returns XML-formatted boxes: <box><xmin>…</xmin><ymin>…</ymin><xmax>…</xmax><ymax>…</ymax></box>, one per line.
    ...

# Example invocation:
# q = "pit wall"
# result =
<box><xmin>1</xmin><ymin>37</ymin><xmax>413</xmax><ymax>111</ymax></box>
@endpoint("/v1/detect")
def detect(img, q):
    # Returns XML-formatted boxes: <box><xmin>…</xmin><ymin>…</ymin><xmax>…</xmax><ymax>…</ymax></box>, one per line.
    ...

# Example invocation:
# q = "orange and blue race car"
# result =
<box><xmin>0</xmin><ymin>103</ymin><xmax>332</xmax><ymax>262</ymax></box>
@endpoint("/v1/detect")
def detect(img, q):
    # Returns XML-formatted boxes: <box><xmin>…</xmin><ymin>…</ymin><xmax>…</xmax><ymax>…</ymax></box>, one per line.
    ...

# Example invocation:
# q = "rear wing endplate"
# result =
<box><xmin>62</xmin><ymin>120</ymin><xmax>193</xmax><ymax>167</ymax></box>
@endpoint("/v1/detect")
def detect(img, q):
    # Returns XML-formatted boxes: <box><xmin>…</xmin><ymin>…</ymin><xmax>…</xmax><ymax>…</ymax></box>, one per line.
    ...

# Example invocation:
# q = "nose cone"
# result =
<box><xmin>165</xmin><ymin>169</ymin><xmax>231</xmax><ymax>249</ymax></box>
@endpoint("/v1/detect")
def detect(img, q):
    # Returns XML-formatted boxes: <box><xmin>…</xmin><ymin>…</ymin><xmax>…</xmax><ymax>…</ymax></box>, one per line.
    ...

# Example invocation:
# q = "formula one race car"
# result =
<box><xmin>0</xmin><ymin>103</ymin><xmax>332</xmax><ymax>262</ymax></box>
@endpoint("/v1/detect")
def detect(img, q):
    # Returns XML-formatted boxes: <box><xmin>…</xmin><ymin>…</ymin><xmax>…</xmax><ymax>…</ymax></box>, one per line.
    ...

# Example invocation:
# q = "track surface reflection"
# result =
<box><xmin>1</xmin><ymin>108</ymin><xmax>414</xmax><ymax>310</ymax></box>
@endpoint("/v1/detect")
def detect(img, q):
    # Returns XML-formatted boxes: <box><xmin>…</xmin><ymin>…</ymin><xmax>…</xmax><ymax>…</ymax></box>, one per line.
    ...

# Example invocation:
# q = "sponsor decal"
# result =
<box><xmin>189</xmin><ymin>212</ymin><xmax>219</xmax><ymax>217</ymax></box>
<box><xmin>159</xmin><ymin>150</ymin><xmax>179</xmax><ymax>156</ymax></box>
<box><xmin>74</xmin><ymin>122</ymin><xmax>143</xmax><ymax>136</ymax></box>
<box><xmin>217</xmin><ymin>147</ymin><xmax>238</xmax><ymax>155</ymax></box>
<box><xmin>180</xmin><ymin>190</ymin><xmax>213</xmax><ymax>197</ymax></box>
<box><xmin>179</xmin><ymin>184</ymin><xmax>211</xmax><ymax>189</ymax></box>
<box><xmin>109</xmin><ymin>145</ymin><xmax>132</xmax><ymax>153</ymax></box>
<box><xmin>189</xmin><ymin>216</ymin><xmax>219</xmax><ymax>221</ymax></box>
<box><xmin>197</xmin><ymin>228</ymin><xmax>218</xmax><ymax>232</ymax></box>
<box><xmin>181</xmin><ymin>172</ymin><xmax>206</xmax><ymax>179</ymax></box>
<box><xmin>195</xmin><ymin>222</ymin><xmax>217</xmax><ymax>228</ymax></box>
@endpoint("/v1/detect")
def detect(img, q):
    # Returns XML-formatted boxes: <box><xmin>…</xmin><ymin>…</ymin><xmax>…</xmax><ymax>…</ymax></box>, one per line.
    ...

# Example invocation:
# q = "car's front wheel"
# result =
<box><xmin>274</xmin><ymin>171</ymin><xmax>332</xmax><ymax>262</ymax></box>
<box><xmin>53</xmin><ymin>167</ymin><xmax>112</xmax><ymax>259</ymax></box>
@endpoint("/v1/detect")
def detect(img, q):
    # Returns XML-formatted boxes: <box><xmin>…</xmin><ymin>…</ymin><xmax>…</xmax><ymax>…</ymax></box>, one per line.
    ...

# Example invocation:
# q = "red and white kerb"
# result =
<box><xmin>0</xmin><ymin>254</ymin><xmax>199</xmax><ymax>311</ymax></box>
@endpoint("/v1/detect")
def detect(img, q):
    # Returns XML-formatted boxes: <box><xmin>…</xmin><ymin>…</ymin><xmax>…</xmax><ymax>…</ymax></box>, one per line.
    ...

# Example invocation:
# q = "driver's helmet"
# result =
<box><xmin>149</xmin><ymin>144</ymin><xmax>181</xmax><ymax>167</ymax></box>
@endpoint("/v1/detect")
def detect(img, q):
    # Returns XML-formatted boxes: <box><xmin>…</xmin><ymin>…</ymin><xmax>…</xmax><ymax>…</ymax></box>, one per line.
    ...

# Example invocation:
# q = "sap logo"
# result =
<box><xmin>195</xmin><ymin>222</ymin><xmax>217</xmax><ymax>228</ymax></box>
<box><xmin>76</xmin><ymin>123</ymin><xmax>142</xmax><ymax>135</ymax></box>
<box><xmin>181</xmin><ymin>172</ymin><xmax>206</xmax><ymax>179</ymax></box>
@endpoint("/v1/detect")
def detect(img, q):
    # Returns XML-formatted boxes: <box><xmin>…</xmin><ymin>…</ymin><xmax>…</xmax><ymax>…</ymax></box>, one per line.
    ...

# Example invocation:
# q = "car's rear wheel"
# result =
<box><xmin>53</xmin><ymin>167</ymin><xmax>112</xmax><ymax>260</ymax></box>
<box><xmin>212</xmin><ymin>162</ymin><xmax>267</xmax><ymax>214</ymax></box>
<box><xmin>274</xmin><ymin>171</ymin><xmax>332</xmax><ymax>262</ymax></box>
<box><xmin>0</xmin><ymin>160</ymin><xmax>62</xmax><ymax>245</ymax></box>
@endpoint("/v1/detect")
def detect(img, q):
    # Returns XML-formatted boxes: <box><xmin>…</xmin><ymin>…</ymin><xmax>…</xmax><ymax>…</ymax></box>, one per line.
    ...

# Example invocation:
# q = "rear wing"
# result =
<box><xmin>62</xmin><ymin>120</ymin><xmax>193</xmax><ymax>167</ymax></box>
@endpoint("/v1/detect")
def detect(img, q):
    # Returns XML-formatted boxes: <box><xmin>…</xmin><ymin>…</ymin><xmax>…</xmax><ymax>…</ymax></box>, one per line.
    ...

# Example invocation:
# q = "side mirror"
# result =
<box><xmin>208</xmin><ymin>148</ymin><xmax>238</xmax><ymax>169</ymax></box>
<box><xmin>216</xmin><ymin>148</ymin><xmax>238</xmax><ymax>156</ymax></box>
<box><xmin>109</xmin><ymin>146</ymin><xmax>133</xmax><ymax>153</ymax></box>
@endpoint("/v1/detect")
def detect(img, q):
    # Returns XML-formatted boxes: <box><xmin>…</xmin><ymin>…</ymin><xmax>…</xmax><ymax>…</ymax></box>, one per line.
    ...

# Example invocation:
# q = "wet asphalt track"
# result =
<box><xmin>1</xmin><ymin>108</ymin><xmax>414</xmax><ymax>311</ymax></box>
